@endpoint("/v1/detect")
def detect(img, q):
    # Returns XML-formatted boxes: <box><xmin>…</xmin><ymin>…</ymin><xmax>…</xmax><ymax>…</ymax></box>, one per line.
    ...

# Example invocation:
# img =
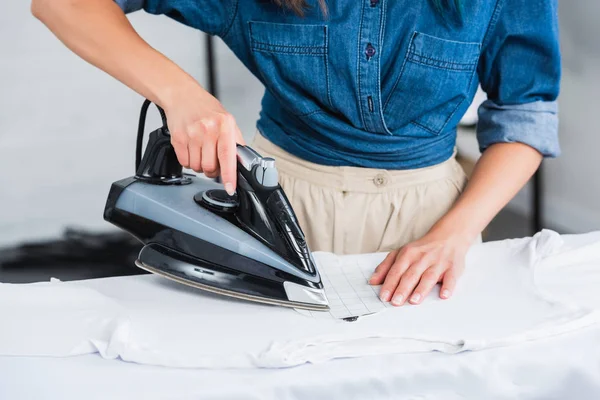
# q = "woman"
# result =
<box><xmin>32</xmin><ymin>0</ymin><xmax>561</xmax><ymax>307</ymax></box>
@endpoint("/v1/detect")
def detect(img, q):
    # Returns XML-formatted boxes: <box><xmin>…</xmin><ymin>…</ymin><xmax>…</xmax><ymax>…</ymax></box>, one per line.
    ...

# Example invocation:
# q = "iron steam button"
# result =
<box><xmin>254</xmin><ymin>158</ymin><xmax>279</xmax><ymax>188</ymax></box>
<box><xmin>259</xmin><ymin>158</ymin><xmax>276</xmax><ymax>169</ymax></box>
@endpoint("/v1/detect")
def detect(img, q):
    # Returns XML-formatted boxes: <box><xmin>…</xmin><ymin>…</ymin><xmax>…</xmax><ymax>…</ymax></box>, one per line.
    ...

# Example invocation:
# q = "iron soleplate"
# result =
<box><xmin>135</xmin><ymin>259</ymin><xmax>330</xmax><ymax>312</ymax></box>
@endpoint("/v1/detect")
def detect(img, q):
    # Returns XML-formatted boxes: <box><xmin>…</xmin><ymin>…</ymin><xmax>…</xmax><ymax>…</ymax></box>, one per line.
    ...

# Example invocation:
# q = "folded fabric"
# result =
<box><xmin>1</xmin><ymin>229</ymin><xmax>600</xmax><ymax>369</ymax></box>
<box><xmin>0</xmin><ymin>279</ymin><xmax>127</xmax><ymax>357</ymax></box>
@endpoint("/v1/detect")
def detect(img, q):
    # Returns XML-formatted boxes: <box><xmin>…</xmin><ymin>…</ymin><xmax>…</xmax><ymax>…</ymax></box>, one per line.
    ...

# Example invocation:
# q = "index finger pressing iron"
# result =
<box><xmin>103</xmin><ymin>100</ymin><xmax>329</xmax><ymax>311</ymax></box>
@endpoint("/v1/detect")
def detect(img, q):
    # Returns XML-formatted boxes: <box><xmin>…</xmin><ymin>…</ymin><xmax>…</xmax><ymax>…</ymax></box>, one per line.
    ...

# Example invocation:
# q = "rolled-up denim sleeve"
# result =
<box><xmin>476</xmin><ymin>0</ymin><xmax>561</xmax><ymax>157</ymax></box>
<box><xmin>113</xmin><ymin>0</ymin><xmax>237</xmax><ymax>37</ymax></box>
<box><xmin>114</xmin><ymin>0</ymin><xmax>144</xmax><ymax>13</ymax></box>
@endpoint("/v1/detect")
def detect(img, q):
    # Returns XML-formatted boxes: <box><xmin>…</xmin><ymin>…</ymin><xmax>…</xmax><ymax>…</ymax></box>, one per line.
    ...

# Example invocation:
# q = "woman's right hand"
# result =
<box><xmin>164</xmin><ymin>86</ymin><xmax>245</xmax><ymax>196</ymax></box>
<box><xmin>31</xmin><ymin>0</ymin><xmax>244</xmax><ymax>195</ymax></box>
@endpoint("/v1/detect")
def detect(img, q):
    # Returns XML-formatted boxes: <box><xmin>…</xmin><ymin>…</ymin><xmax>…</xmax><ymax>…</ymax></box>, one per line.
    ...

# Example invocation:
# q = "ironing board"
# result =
<box><xmin>3</xmin><ymin>231</ymin><xmax>600</xmax><ymax>399</ymax></box>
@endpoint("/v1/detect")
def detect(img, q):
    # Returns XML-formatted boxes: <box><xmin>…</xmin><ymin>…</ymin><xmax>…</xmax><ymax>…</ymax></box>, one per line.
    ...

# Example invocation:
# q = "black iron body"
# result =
<box><xmin>103</xmin><ymin>100</ymin><xmax>325</xmax><ymax>308</ymax></box>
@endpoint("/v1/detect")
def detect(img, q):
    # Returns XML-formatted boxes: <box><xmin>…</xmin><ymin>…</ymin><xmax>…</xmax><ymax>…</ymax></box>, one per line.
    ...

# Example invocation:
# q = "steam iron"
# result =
<box><xmin>103</xmin><ymin>100</ymin><xmax>329</xmax><ymax>311</ymax></box>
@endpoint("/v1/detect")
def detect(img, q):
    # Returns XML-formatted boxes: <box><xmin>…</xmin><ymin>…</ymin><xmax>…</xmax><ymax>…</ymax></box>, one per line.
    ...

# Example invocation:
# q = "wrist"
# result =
<box><xmin>139</xmin><ymin>52</ymin><xmax>206</xmax><ymax>112</ymax></box>
<box><xmin>157</xmin><ymin>73</ymin><xmax>205</xmax><ymax>112</ymax></box>
<box><xmin>429</xmin><ymin>210</ymin><xmax>482</xmax><ymax>245</ymax></box>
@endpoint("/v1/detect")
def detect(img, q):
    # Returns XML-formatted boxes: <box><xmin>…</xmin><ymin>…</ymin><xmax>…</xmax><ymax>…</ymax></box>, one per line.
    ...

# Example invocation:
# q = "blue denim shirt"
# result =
<box><xmin>117</xmin><ymin>0</ymin><xmax>561</xmax><ymax>169</ymax></box>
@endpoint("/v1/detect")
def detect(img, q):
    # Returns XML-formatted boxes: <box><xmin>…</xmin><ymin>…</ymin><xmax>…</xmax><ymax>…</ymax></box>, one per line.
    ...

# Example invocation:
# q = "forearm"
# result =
<box><xmin>432</xmin><ymin>142</ymin><xmax>543</xmax><ymax>241</ymax></box>
<box><xmin>31</xmin><ymin>0</ymin><xmax>201</xmax><ymax>108</ymax></box>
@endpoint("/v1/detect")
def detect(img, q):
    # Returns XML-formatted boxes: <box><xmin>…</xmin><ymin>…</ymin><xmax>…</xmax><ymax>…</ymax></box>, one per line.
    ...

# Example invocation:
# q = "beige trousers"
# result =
<box><xmin>251</xmin><ymin>133</ymin><xmax>468</xmax><ymax>255</ymax></box>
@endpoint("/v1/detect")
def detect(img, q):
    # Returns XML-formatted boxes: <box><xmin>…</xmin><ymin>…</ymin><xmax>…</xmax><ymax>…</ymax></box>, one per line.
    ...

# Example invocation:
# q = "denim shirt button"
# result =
<box><xmin>365</xmin><ymin>43</ymin><xmax>376</xmax><ymax>58</ymax></box>
<box><xmin>370</xmin><ymin>0</ymin><xmax>379</xmax><ymax>6</ymax></box>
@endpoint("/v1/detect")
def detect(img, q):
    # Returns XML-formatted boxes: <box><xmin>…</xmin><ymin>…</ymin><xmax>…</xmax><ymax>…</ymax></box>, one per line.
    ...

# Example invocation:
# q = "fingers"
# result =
<box><xmin>217</xmin><ymin>114</ymin><xmax>238</xmax><ymax>195</ymax></box>
<box><xmin>172</xmin><ymin>135</ymin><xmax>190</xmax><ymax>169</ymax></box>
<box><xmin>440</xmin><ymin>265</ymin><xmax>461</xmax><ymax>300</ymax></box>
<box><xmin>373</xmin><ymin>237</ymin><xmax>467</xmax><ymax>306</ymax></box>
<box><xmin>369</xmin><ymin>250</ymin><xmax>398</xmax><ymax>285</ymax></box>
<box><xmin>379</xmin><ymin>247</ymin><xmax>418</xmax><ymax>302</ymax></box>
<box><xmin>409</xmin><ymin>264</ymin><xmax>445</xmax><ymax>305</ymax></box>
<box><xmin>166</xmin><ymin>99</ymin><xmax>240</xmax><ymax>193</ymax></box>
<box><xmin>187</xmin><ymin>124</ymin><xmax>202</xmax><ymax>172</ymax></box>
<box><xmin>389</xmin><ymin>254</ymin><xmax>435</xmax><ymax>306</ymax></box>
<box><xmin>201</xmin><ymin>128</ymin><xmax>219</xmax><ymax>178</ymax></box>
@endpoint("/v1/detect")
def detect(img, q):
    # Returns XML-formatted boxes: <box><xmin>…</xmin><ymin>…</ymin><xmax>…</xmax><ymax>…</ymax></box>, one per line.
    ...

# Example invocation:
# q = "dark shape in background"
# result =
<box><xmin>0</xmin><ymin>228</ymin><xmax>146</xmax><ymax>283</ymax></box>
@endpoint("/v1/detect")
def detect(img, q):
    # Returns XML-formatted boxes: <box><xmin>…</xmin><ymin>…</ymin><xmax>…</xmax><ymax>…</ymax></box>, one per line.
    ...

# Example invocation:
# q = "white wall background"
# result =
<box><xmin>1</xmin><ymin>1</ymin><xmax>599</xmax><ymax>246</ymax></box>
<box><xmin>541</xmin><ymin>0</ymin><xmax>600</xmax><ymax>233</ymax></box>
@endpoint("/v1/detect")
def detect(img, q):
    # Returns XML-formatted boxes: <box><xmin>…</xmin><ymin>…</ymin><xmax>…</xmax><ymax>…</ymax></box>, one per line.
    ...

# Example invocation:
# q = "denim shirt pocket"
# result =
<box><xmin>383</xmin><ymin>32</ymin><xmax>481</xmax><ymax>136</ymax></box>
<box><xmin>248</xmin><ymin>21</ymin><xmax>331</xmax><ymax>117</ymax></box>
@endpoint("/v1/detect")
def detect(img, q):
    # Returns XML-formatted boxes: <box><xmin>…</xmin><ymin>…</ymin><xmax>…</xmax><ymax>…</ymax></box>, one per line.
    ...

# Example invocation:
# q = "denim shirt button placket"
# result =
<box><xmin>359</xmin><ymin>0</ymin><xmax>385</xmax><ymax>133</ymax></box>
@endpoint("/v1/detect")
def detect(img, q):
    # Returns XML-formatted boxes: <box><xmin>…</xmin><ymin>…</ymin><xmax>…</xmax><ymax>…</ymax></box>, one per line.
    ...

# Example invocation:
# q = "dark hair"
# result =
<box><xmin>276</xmin><ymin>0</ymin><xmax>462</xmax><ymax>20</ymax></box>
<box><xmin>430</xmin><ymin>0</ymin><xmax>462</xmax><ymax>19</ymax></box>
<box><xmin>273</xmin><ymin>0</ymin><xmax>327</xmax><ymax>16</ymax></box>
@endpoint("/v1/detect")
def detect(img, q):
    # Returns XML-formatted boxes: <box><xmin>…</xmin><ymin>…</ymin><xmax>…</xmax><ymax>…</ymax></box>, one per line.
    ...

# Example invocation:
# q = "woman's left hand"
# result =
<box><xmin>368</xmin><ymin>227</ymin><xmax>475</xmax><ymax>306</ymax></box>
<box><xmin>368</xmin><ymin>142</ymin><xmax>542</xmax><ymax>306</ymax></box>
